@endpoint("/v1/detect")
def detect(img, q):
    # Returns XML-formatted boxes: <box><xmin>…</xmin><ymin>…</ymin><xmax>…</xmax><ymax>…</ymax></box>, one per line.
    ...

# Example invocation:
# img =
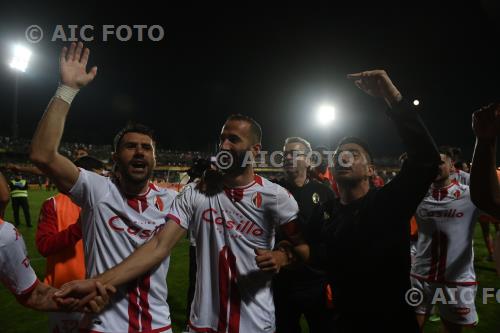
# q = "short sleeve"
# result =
<box><xmin>68</xmin><ymin>169</ymin><xmax>110</xmax><ymax>209</ymax></box>
<box><xmin>167</xmin><ymin>184</ymin><xmax>196</xmax><ymax>230</ymax></box>
<box><xmin>274</xmin><ymin>185</ymin><xmax>299</xmax><ymax>226</ymax></box>
<box><xmin>0</xmin><ymin>223</ymin><xmax>38</xmax><ymax>295</ymax></box>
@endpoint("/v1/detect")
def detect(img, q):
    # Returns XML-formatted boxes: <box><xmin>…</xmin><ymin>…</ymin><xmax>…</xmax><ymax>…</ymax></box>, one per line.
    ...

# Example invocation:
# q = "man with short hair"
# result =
<box><xmin>308</xmin><ymin>70</ymin><xmax>440</xmax><ymax>332</ymax></box>
<box><xmin>273</xmin><ymin>136</ymin><xmax>335</xmax><ymax>333</ymax></box>
<box><xmin>57</xmin><ymin>113</ymin><xmax>309</xmax><ymax>333</ymax></box>
<box><xmin>412</xmin><ymin>147</ymin><xmax>479</xmax><ymax>333</ymax></box>
<box><xmin>9</xmin><ymin>173</ymin><xmax>32</xmax><ymax>227</ymax></box>
<box><xmin>30</xmin><ymin>42</ymin><xmax>177</xmax><ymax>333</ymax></box>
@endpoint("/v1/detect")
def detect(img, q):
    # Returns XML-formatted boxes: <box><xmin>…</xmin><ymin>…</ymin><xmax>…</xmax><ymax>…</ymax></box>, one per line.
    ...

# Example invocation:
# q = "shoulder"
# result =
<box><xmin>0</xmin><ymin>221</ymin><xmax>18</xmax><ymax>247</ymax></box>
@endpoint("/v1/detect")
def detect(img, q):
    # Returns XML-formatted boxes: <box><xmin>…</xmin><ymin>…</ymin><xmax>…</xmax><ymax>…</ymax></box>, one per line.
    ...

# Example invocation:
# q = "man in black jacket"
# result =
<box><xmin>274</xmin><ymin>136</ymin><xmax>336</xmax><ymax>333</ymax></box>
<box><xmin>309</xmin><ymin>70</ymin><xmax>440</xmax><ymax>332</ymax></box>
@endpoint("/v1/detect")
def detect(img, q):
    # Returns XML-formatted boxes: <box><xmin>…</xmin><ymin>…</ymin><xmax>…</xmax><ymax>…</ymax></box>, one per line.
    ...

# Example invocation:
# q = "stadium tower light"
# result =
<box><xmin>9</xmin><ymin>44</ymin><xmax>32</xmax><ymax>138</ymax></box>
<box><xmin>316</xmin><ymin>104</ymin><xmax>336</xmax><ymax>127</ymax></box>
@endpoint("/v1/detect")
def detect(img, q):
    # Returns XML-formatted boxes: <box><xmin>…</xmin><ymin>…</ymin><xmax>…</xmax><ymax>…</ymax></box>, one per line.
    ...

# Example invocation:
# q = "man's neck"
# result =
<box><xmin>223</xmin><ymin>167</ymin><xmax>255</xmax><ymax>188</ymax></box>
<box><xmin>287</xmin><ymin>171</ymin><xmax>308</xmax><ymax>187</ymax></box>
<box><xmin>338</xmin><ymin>180</ymin><xmax>370</xmax><ymax>205</ymax></box>
<box><xmin>120</xmin><ymin>180</ymin><xmax>150</xmax><ymax>197</ymax></box>
<box><xmin>432</xmin><ymin>177</ymin><xmax>452</xmax><ymax>190</ymax></box>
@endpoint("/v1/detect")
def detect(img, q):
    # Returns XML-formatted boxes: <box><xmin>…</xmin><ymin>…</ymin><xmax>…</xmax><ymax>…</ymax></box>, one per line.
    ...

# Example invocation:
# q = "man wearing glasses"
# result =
<box><xmin>273</xmin><ymin>137</ymin><xmax>335</xmax><ymax>333</ymax></box>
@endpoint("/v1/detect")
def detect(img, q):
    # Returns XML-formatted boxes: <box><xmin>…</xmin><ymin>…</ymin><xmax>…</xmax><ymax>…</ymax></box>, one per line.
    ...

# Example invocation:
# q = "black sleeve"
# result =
<box><xmin>375</xmin><ymin>99</ymin><xmax>440</xmax><ymax>220</ymax></box>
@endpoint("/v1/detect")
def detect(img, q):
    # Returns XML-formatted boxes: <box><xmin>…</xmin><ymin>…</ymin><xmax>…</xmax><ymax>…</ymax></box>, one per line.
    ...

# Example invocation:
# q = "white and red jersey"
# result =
<box><xmin>0</xmin><ymin>219</ymin><xmax>38</xmax><ymax>295</ymax></box>
<box><xmin>449</xmin><ymin>169</ymin><xmax>470</xmax><ymax>185</ymax></box>
<box><xmin>69</xmin><ymin>169</ymin><xmax>177</xmax><ymax>333</ymax></box>
<box><xmin>412</xmin><ymin>182</ymin><xmax>479</xmax><ymax>285</ymax></box>
<box><xmin>167</xmin><ymin>175</ymin><xmax>299</xmax><ymax>333</ymax></box>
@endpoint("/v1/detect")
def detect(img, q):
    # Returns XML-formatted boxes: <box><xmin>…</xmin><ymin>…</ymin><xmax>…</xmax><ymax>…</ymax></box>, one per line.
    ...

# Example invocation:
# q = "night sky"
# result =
<box><xmin>0</xmin><ymin>2</ymin><xmax>499</xmax><ymax>160</ymax></box>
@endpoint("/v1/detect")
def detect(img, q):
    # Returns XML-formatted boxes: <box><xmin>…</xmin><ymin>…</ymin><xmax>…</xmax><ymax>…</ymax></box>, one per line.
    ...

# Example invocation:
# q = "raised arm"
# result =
<box><xmin>29</xmin><ymin>42</ymin><xmax>97</xmax><ymax>193</ymax></box>
<box><xmin>470</xmin><ymin>103</ymin><xmax>500</xmax><ymax>217</ymax></box>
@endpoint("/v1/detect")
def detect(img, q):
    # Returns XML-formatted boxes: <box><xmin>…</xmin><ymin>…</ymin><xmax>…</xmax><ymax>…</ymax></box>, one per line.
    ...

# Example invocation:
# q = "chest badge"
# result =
<box><xmin>312</xmin><ymin>192</ymin><xmax>320</xmax><ymax>204</ymax></box>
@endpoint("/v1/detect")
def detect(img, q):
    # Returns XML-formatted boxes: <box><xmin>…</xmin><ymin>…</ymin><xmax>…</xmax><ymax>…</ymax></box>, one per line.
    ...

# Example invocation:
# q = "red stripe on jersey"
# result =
<box><xmin>127</xmin><ymin>283</ymin><xmax>140</xmax><ymax>332</ymax></box>
<box><xmin>217</xmin><ymin>247</ymin><xmax>230</xmax><ymax>333</ymax></box>
<box><xmin>166</xmin><ymin>214</ymin><xmax>182</xmax><ymax>226</ymax></box>
<box><xmin>139</xmin><ymin>274</ymin><xmax>152</xmax><ymax>331</ymax></box>
<box><xmin>227</xmin><ymin>248</ymin><xmax>241</xmax><ymax>333</ymax></box>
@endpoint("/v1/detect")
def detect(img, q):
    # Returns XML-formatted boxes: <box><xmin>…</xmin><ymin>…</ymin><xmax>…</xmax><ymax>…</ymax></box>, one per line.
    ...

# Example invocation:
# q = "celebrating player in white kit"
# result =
<box><xmin>30</xmin><ymin>42</ymin><xmax>177</xmax><ymax>333</ymax></box>
<box><xmin>57</xmin><ymin>114</ymin><xmax>309</xmax><ymax>332</ymax></box>
<box><xmin>411</xmin><ymin>147</ymin><xmax>479</xmax><ymax>333</ymax></box>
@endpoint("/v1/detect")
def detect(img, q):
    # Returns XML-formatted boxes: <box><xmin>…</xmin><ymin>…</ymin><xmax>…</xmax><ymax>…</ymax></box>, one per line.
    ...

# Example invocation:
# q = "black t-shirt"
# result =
<box><xmin>274</xmin><ymin>178</ymin><xmax>336</xmax><ymax>289</ymax></box>
<box><xmin>309</xmin><ymin>99</ymin><xmax>440</xmax><ymax>332</ymax></box>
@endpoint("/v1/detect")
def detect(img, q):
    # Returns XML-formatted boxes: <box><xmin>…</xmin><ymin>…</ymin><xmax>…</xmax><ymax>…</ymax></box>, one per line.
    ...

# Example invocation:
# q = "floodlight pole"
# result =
<box><xmin>12</xmin><ymin>71</ymin><xmax>19</xmax><ymax>139</ymax></box>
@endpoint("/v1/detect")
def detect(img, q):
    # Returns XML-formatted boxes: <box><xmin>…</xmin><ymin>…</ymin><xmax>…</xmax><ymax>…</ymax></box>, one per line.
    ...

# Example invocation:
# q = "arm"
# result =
<box><xmin>470</xmin><ymin>103</ymin><xmax>500</xmax><ymax>217</ymax></box>
<box><xmin>255</xmin><ymin>220</ymin><xmax>310</xmax><ymax>273</ymax></box>
<box><xmin>6</xmin><ymin>163</ymin><xmax>44</xmax><ymax>176</ymax></box>
<box><xmin>35</xmin><ymin>198</ymin><xmax>82</xmax><ymax>257</ymax></box>
<box><xmin>0</xmin><ymin>171</ymin><xmax>9</xmax><ymax>218</ymax></box>
<box><xmin>348</xmin><ymin>70</ymin><xmax>440</xmax><ymax>215</ymax></box>
<box><xmin>30</xmin><ymin>42</ymin><xmax>97</xmax><ymax>194</ymax></box>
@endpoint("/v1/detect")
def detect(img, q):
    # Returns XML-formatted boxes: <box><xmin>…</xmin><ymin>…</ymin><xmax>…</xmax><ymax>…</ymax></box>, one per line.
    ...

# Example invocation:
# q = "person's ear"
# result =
<box><xmin>367</xmin><ymin>165</ymin><xmax>375</xmax><ymax>177</ymax></box>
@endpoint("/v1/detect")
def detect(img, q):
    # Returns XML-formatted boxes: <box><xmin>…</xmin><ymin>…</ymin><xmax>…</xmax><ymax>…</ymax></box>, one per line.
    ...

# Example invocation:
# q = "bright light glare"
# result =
<box><xmin>10</xmin><ymin>45</ymin><xmax>32</xmax><ymax>72</ymax></box>
<box><xmin>413</xmin><ymin>99</ymin><xmax>420</xmax><ymax>106</ymax></box>
<box><xmin>316</xmin><ymin>104</ymin><xmax>336</xmax><ymax>126</ymax></box>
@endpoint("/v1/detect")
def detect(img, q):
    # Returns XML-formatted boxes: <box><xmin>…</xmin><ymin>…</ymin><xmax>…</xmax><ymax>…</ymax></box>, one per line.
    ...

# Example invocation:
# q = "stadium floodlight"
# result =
<box><xmin>413</xmin><ymin>99</ymin><xmax>420</xmax><ymax>106</ymax></box>
<box><xmin>9</xmin><ymin>44</ymin><xmax>32</xmax><ymax>72</ymax></box>
<box><xmin>316</xmin><ymin>104</ymin><xmax>336</xmax><ymax>126</ymax></box>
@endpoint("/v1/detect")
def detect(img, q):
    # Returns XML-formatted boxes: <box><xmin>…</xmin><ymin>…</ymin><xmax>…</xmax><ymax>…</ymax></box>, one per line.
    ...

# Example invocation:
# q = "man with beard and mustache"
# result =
<box><xmin>56</xmin><ymin>114</ymin><xmax>310</xmax><ymax>333</ymax></box>
<box><xmin>273</xmin><ymin>137</ymin><xmax>335</xmax><ymax>333</ymax></box>
<box><xmin>30</xmin><ymin>42</ymin><xmax>177</xmax><ymax>333</ymax></box>
<box><xmin>307</xmin><ymin>69</ymin><xmax>440</xmax><ymax>332</ymax></box>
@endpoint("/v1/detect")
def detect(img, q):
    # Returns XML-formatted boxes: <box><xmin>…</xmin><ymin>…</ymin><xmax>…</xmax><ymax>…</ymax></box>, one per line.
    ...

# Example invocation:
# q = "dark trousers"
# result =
<box><xmin>274</xmin><ymin>282</ymin><xmax>334</xmax><ymax>333</ymax></box>
<box><xmin>12</xmin><ymin>197</ymin><xmax>31</xmax><ymax>227</ymax></box>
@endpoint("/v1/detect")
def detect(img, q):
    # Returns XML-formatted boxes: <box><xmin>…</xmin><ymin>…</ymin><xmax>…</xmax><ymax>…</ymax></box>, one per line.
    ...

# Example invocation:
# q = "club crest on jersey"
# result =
<box><xmin>453</xmin><ymin>190</ymin><xmax>461</xmax><ymax>199</ymax></box>
<box><xmin>312</xmin><ymin>192</ymin><xmax>320</xmax><ymax>204</ymax></box>
<box><xmin>252</xmin><ymin>192</ymin><xmax>263</xmax><ymax>208</ymax></box>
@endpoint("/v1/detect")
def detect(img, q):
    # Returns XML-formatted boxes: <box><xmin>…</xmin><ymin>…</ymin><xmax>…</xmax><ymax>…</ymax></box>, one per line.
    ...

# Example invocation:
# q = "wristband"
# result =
<box><xmin>54</xmin><ymin>84</ymin><xmax>79</xmax><ymax>105</ymax></box>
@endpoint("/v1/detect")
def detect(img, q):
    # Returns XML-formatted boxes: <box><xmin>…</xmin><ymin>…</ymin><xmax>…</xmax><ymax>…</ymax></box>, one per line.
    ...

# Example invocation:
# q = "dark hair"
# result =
<box><xmin>113</xmin><ymin>123</ymin><xmax>155</xmax><ymax>152</ymax></box>
<box><xmin>438</xmin><ymin>146</ymin><xmax>454</xmax><ymax>159</ymax></box>
<box><xmin>74</xmin><ymin>156</ymin><xmax>105</xmax><ymax>171</ymax></box>
<box><xmin>336</xmin><ymin>136</ymin><xmax>373</xmax><ymax>164</ymax></box>
<box><xmin>454</xmin><ymin>160</ymin><xmax>467</xmax><ymax>170</ymax></box>
<box><xmin>225</xmin><ymin>114</ymin><xmax>262</xmax><ymax>144</ymax></box>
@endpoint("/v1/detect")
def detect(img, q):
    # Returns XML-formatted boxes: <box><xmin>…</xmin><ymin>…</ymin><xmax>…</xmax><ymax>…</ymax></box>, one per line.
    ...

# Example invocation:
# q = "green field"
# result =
<box><xmin>1</xmin><ymin>189</ymin><xmax>500</xmax><ymax>332</ymax></box>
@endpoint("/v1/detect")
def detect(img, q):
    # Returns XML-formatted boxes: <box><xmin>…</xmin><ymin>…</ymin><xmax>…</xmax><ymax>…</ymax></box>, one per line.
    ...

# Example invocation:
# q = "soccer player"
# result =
<box><xmin>307</xmin><ymin>70</ymin><xmax>440</xmax><ymax>332</ymax></box>
<box><xmin>30</xmin><ymin>42</ymin><xmax>177</xmax><ymax>333</ymax></box>
<box><xmin>411</xmin><ymin>147</ymin><xmax>479</xmax><ymax>333</ymax></box>
<box><xmin>36</xmin><ymin>156</ymin><xmax>105</xmax><ymax>333</ymax></box>
<box><xmin>56</xmin><ymin>114</ymin><xmax>309</xmax><ymax>332</ymax></box>
<box><xmin>273</xmin><ymin>136</ymin><xmax>335</xmax><ymax>333</ymax></box>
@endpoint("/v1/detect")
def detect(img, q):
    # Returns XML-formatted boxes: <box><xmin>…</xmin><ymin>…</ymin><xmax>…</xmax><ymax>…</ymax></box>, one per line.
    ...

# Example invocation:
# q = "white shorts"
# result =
<box><xmin>411</xmin><ymin>278</ymin><xmax>478</xmax><ymax>327</ymax></box>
